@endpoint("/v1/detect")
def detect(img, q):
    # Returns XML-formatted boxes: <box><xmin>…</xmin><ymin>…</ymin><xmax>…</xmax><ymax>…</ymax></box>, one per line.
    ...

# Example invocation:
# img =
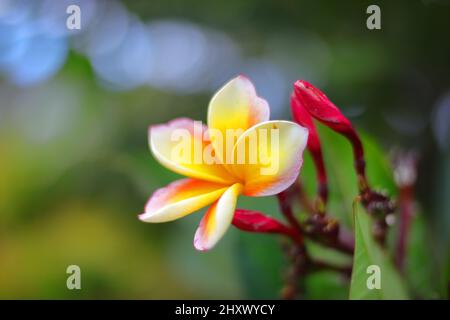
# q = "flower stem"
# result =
<box><xmin>277</xmin><ymin>190</ymin><xmax>304</xmax><ymax>245</ymax></box>
<box><xmin>277</xmin><ymin>189</ymin><xmax>307</xmax><ymax>299</ymax></box>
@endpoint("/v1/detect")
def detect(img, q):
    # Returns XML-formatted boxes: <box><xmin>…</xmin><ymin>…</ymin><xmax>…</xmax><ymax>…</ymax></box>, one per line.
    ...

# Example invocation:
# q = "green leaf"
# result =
<box><xmin>349</xmin><ymin>202</ymin><xmax>409</xmax><ymax>299</ymax></box>
<box><xmin>318</xmin><ymin>125</ymin><xmax>358</xmax><ymax>227</ymax></box>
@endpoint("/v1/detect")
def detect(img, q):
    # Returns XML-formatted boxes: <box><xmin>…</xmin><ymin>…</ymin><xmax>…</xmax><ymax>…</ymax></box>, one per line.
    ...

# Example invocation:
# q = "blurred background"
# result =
<box><xmin>0</xmin><ymin>0</ymin><xmax>449</xmax><ymax>299</ymax></box>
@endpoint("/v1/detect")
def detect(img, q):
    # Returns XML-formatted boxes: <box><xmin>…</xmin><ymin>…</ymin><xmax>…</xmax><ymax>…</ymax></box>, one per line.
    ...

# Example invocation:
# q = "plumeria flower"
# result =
<box><xmin>139</xmin><ymin>76</ymin><xmax>308</xmax><ymax>251</ymax></box>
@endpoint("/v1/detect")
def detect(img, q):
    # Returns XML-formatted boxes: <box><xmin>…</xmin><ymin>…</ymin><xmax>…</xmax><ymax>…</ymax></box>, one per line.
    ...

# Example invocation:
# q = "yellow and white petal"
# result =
<box><xmin>149</xmin><ymin>118</ymin><xmax>235</xmax><ymax>184</ymax></box>
<box><xmin>232</xmin><ymin>120</ymin><xmax>308</xmax><ymax>197</ymax></box>
<box><xmin>139</xmin><ymin>178</ymin><xmax>229</xmax><ymax>223</ymax></box>
<box><xmin>207</xmin><ymin>76</ymin><xmax>270</xmax><ymax>166</ymax></box>
<box><xmin>193</xmin><ymin>183</ymin><xmax>243</xmax><ymax>251</ymax></box>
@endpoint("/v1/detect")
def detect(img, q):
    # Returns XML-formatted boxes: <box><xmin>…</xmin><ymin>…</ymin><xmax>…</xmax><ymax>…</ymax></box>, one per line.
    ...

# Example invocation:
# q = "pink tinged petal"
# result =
<box><xmin>149</xmin><ymin>117</ymin><xmax>235</xmax><ymax>184</ymax></box>
<box><xmin>207</xmin><ymin>75</ymin><xmax>270</xmax><ymax>166</ymax></box>
<box><xmin>139</xmin><ymin>178</ymin><xmax>228</xmax><ymax>223</ymax></box>
<box><xmin>231</xmin><ymin>120</ymin><xmax>308</xmax><ymax>197</ymax></box>
<box><xmin>193</xmin><ymin>183</ymin><xmax>243</xmax><ymax>251</ymax></box>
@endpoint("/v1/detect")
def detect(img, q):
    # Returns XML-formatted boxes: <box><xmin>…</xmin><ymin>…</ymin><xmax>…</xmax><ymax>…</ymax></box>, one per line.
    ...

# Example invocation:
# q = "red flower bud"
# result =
<box><xmin>294</xmin><ymin>80</ymin><xmax>367</xmax><ymax>189</ymax></box>
<box><xmin>232</xmin><ymin>209</ymin><xmax>293</xmax><ymax>235</ymax></box>
<box><xmin>290</xmin><ymin>92</ymin><xmax>328</xmax><ymax>203</ymax></box>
